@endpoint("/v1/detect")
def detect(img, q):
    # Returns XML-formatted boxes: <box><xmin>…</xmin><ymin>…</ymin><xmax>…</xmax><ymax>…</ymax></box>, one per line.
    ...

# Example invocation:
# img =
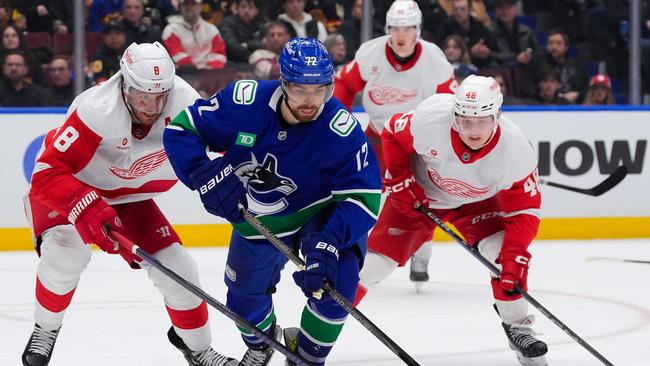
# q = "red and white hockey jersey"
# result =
<box><xmin>30</xmin><ymin>72</ymin><xmax>200</xmax><ymax>216</ymax></box>
<box><xmin>334</xmin><ymin>35</ymin><xmax>456</xmax><ymax>134</ymax></box>
<box><xmin>162</xmin><ymin>16</ymin><xmax>227</xmax><ymax>69</ymax></box>
<box><xmin>383</xmin><ymin>93</ymin><xmax>541</xmax><ymax>249</ymax></box>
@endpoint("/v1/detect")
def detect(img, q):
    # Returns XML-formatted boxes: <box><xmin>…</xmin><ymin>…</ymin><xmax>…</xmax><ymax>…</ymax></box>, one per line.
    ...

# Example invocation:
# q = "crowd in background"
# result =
<box><xmin>0</xmin><ymin>0</ymin><xmax>648</xmax><ymax>107</ymax></box>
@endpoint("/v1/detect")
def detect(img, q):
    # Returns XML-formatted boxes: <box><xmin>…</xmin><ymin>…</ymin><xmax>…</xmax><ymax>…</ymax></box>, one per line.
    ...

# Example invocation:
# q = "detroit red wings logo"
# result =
<box><xmin>109</xmin><ymin>150</ymin><xmax>168</xmax><ymax>179</ymax></box>
<box><xmin>427</xmin><ymin>168</ymin><xmax>493</xmax><ymax>199</ymax></box>
<box><xmin>367</xmin><ymin>85</ymin><xmax>417</xmax><ymax>105</ymax></box>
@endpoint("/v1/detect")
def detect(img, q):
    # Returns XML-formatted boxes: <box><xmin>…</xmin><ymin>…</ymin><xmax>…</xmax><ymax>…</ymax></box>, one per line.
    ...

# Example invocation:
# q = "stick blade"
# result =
<box><xmin>590</xmin><ymin>165</ymin><xmax>628</xmax><ymax>196</ymax></box>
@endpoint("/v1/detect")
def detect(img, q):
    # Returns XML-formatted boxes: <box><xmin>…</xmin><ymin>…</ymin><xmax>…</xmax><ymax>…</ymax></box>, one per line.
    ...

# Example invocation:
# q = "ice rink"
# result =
<box><xmin>1</xmin><ymin>239</ymin><xmax>649</xmax><ymax>366</ymax></box>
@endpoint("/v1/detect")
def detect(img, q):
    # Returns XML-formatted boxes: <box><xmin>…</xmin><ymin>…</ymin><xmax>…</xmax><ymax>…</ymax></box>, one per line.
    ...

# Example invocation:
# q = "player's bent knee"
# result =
<box><xmin>477</xmin><ymin>231</ymin><xmax>505</xmax><ymax>268</ymax></box>
<box><xmin>359</xmin><ymin>251</ymin><xmax>398</xmax><ymax>287</ymax></box>
<box><xmin>147</xmin><ymin>243</ymin><xmax>201</xmax><ymax>305</ymax></box>
<box><xmin>39</xmin><ymin>225</ymin><xmax>92</xmax><ymax>276</ymax></box>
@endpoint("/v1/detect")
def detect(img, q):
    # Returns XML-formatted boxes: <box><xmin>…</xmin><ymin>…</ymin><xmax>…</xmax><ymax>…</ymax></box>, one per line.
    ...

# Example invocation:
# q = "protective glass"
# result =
<box><xmin>126</xmin><ymin>88</ymin><xmax>169</xmax><ymax>114</ymax></box>
<box><xmin>454</xmin><ymin>114</ymin><xmax>496</xmax><ymax>135</ymax></box>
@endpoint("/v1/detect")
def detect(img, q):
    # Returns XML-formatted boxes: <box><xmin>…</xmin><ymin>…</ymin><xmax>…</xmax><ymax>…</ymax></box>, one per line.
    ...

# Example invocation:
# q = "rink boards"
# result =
<box><xmin>1</xmin><ymin>106</ymin><xmax>648</xmax><ymax>250</ymax></box>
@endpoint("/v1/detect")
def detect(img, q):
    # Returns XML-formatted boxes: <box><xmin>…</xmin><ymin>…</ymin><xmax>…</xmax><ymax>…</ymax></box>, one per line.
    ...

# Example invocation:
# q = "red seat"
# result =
<box><xmin>23</xmin><ymin>32</ymin><xmax>52</xmax><ymax>51</ymax></box>
<box><xmin>53</xmin><ymin>32</ymin><xmax>104</xmax><ymax>59</ymax></box>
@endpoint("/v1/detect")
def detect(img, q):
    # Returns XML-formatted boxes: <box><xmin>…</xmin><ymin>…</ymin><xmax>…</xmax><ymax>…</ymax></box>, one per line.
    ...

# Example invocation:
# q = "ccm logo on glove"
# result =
<box><xmin>315</xmin><ymin>241</ymin><xmax>339</xmax><ymax>259</ymax></box>
<box><xmin>384</xmin><ymin>175</ymin><xmax>416</xmax><ymax>194</ymax></box>
<box><xmin>68</xmin><ymin>190</ymin><xmax>100</xmax><ymax>223</ymax></box>
<box><xmin>199</xmin><ymin>164</ymin><xmax>234</xmax><ymax>195</ymax></box>
<box><xmin>514</xmin><ymin>255</ymin><xmax>529</xmax><ymax>265</ymax></box>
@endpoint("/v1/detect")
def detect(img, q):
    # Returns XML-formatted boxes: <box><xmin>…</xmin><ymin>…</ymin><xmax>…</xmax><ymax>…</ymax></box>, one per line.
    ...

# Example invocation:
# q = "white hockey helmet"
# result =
<box><xmin>452</xmin><ymin>75</ymin><xmax>503</xmax><ymax>125</ymax></box>
<box><xmin>120</xmin><ymin>41</ymin><xmax>175</xmax><ymax>93</ymax></box>
<box><xmin>385</xmin><ymin>0</ymin><xmax>422</xmax><ymax>32</ymax></box>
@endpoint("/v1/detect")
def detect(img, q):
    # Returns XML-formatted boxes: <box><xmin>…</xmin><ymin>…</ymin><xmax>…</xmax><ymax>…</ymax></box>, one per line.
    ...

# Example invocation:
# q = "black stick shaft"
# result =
<box><xmin>240</xmin><ymin>207</ymin><xmax>421</xmax><ymax>366</ymax></box>
<box><xmin>110</xmin><ymin>231</ymin><xmax>311</xmax><ymax>366</ymax></box>
<box><xmin>415</xmin><ymin>204</ymin><xmax>614</xmax><ymax>366</ymax></box>
<box><xmin>539</xmin><ymin>165</ymin><xmax>627</xmax><ymax>197</ymax></box>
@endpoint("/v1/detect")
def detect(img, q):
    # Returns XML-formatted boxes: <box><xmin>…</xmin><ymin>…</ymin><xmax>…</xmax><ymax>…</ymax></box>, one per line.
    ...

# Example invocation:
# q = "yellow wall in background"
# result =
<box><xmin>2</xmin><ymin>217</ymin><xmax>649</xmax><ymax>251</ymax></box>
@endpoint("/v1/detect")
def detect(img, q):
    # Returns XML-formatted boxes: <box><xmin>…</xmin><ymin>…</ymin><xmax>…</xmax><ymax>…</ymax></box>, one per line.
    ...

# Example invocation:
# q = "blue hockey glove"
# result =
<box><xmin>292</xmin><ymin>232</ymin><xmax>339</xmax><ymax>301</ymax></box>
<box><xmin>189</xmin><ymin>157</ymin><xmax>247</xmax><ymax>223</ymax></box>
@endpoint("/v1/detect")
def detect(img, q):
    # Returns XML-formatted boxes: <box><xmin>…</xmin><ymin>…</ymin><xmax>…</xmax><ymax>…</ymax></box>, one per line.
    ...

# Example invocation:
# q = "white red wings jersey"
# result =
<box><xmin>383</xmin><ymin>93</ymin><xmax>542</xmax><ymax>251</ymax></box>
<box><xmin>162</xmin><ymin>16</ymin><xmax>227</xmax><ymax>69</ymax></box>
<box><xmin>383</xmin><ymin>93</ymin><xmax>540</xmax><ymax>213</ymax></box>
<box><xmin>334</xmin><ymin>35</ymin><xmax>456</xmax><ymax>133</ymax></box>
<box><xmin>31</xmin><ymin>72</ymin><xmax>200</xmax><ymax>213</ymax></box>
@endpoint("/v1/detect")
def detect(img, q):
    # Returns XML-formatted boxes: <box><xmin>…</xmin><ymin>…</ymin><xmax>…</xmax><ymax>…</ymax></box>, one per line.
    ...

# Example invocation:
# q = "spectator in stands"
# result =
<box><xmin>277</xmin><ymin>0</ymin><xmax>327</xmax><ymax>42</ymax></box>
<box><xmin>0</xmin><ymin>24</ymin><xmax>49</xmax><ymax>85</ymax></box>
<box><xmin>219</xmin><ymin>0</ymin><xmax>265</xmax><ymax>63</ymax></box>
<box><xmin>141</xmin><ymin>0</ymin><xmax>178</xmax><ymax>28</ymax></box>
<box><xmin>531</xmin><ymin>68</ymin><xmax>570</xmax><ymax>105</ymax></box>
<box><xmin>305</xmin><ymin>0</ymin><xmax>342</xmax><ymax>32</ymax></box>
<box><xmin>248</xmin><ymin>20</ymin><xmax>291</xmax><ymax>79</ymax></box>
<box><xmin>583</xmin><ymin>73</ymin><xmax>615</xmax><ymax>105</ymax></box>
<box><xmin>90</xmin><ymin>20</ymin><xmax>127</xmax><ymax>84</ymax></box>
<box><xmin>0</xmin><ymin>50</ymin><xmax>51</xmax><ymax>106</ymax></box>
<box><xmin>337</xmin><ymin>0</ymin><xmax>383</xmax><ymax>62</ymax></box>
<box><xmin>520</xmin><ymin>28</ymin><xmax>588</xmax><ymax>103</ymax></box>
<box><xmin>162</xmin><ymin>0</ymin><xmax>228</xmax><ymax>69</ymax></box>
<box><xmin>437</xmin><ymin>0</ymin><xmax>497</xmax><ymax>68</ymax></box>
<box><xmin>46</xmin><ymin>55</ymin><xmax>76</xmax><ymax>106</ymax></box>
<box><xmin>15</xmin><ymin>2</ymin><xmax>71</xmax><ymax>34</ymax></box>
<box><xmin>324</xmin><ymin>33</ymin><xmax>346</xmax><ymax>69</ymax></box>
<box><xmin>121</xmin><ymin>0</ymin><xmax>163</xmax><ymax>45</ymax></box>
<box><xmin>87</xmin><ymin>0</ymin><xmax>123</xmax><ymax>32</ymax></box>
<box><xmin>488</xmin><ymin>69</ymin><xmax>525</xmax><ymax>105</ymax></box>
<box><xmin>443</xmin><ymin>34</ymin><xmax>478</xmax><ymax>82</ymax></box>
<box><xmin>490</xmin><ymin>0</ymin><xmax>538</xmax><ymax>68</ymax></box>
<box><xmin>438</xmin><ymin>0</ymin><xmax>492</xmax><ymax>28</ymax></box>
<box><xmin>419</xmin><ymin>0</ymin><xmax>449</xmax><ymax>42</ymax></box>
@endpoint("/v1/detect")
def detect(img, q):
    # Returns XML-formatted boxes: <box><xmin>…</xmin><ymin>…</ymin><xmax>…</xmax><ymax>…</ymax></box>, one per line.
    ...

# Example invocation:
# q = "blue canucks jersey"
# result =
<box><xmin>164</xmin><ymin>80</ymin><xmax>382</xmax><ymax>251</ymax></box>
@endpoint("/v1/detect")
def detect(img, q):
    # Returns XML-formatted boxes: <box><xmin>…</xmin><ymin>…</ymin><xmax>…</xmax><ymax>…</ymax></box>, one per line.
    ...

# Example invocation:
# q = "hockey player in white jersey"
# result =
<box><xmin>21</xmin><ymin>42</ymin><xmax>237</xmax><ymax>366</ymax></box>
<box><xmin>334</xmin><ymin>0</ymin><xmax>456</xmax><ymax>288</ymax></box>
<box><xmin>354</xmin><ymin>75</ymin><xmax>548</xmax><ymax>366</ymax></box>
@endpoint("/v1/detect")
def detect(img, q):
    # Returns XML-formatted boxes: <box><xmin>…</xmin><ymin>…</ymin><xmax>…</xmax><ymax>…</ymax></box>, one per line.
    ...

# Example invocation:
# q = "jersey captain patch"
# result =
<box><xmin>329</xmin><ymin>109</ymin><xmax>358</xmax><ymax>137</ymax></box>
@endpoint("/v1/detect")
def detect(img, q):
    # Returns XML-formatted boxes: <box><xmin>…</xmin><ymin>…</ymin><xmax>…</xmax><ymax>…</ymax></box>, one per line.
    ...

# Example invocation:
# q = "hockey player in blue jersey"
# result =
<box><xmin>163</xmin><ymin>38</ymin><xmax>382</xmax><ymax>366</ymax></box>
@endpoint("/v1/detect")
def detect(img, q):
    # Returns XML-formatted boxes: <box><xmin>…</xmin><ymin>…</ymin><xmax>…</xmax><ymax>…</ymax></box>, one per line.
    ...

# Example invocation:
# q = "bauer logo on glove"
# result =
<box><xmin>198</xmin><ymin>164</ymin><xmax>234</xmax><ymax>195</ymax></box>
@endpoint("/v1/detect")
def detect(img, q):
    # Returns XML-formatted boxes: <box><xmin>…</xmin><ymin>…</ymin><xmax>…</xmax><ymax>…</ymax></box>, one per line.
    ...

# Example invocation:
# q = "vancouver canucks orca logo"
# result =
<box><xmin>234</xmin><ymin>153</ymin><xmax>297</xmax><ymax>214</ymax></box>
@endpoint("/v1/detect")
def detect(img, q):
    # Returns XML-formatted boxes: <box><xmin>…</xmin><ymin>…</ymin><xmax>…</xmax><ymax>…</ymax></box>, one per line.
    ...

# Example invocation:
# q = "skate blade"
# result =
<box><xmin>511</xmin><ymin>345</ymin><xmax>548</xmax><ymax>366</ymax></box>
<box><xmin>414</xmin><ymin>281</ymin><xmax>424</xmax><ymax>294</ymax></box>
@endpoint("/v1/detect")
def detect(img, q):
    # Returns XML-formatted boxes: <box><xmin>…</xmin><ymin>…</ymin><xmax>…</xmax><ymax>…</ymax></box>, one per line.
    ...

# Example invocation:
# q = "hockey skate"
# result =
<box><xmin>167</xmin><ymin>326</ymin><xmax>238</xmax><ymax>366</ymax></box>
<box><xmin>409</xmin><ymin>255</ymin><xmax>429</xmax><ymax>293</ymax></box>
<box><xmin>282</xmin><ymin>327</ymin><xmax>300</xmax><ymax>366</ymax></box>
<box><xmin>238</xmin><ymin>324</ymin><xmax>282</xmax><ymax>366</ymax></box>
<box><xmin>502</xmin><ymin>316</ymin><xmax>548</xmax><ymax>366</ymax></box>
<box><xmin>22</xmin><ymin>323</ymin><xmax>60</xmax><ymax>366</ymax></box>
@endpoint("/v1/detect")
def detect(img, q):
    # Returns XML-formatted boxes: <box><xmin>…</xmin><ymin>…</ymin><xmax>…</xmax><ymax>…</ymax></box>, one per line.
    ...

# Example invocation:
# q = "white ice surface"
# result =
<box><xmin>1</xmin><ymin>239</ymin><xmax>649</xmax><ymax>365</ymax></box>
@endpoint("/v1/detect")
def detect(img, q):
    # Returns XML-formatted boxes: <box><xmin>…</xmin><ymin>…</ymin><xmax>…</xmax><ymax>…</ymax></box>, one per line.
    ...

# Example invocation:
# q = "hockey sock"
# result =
<box><xmin>353</xmin><ymin>284</ymin><xmax>367</xmax><ymax>306</ymax></box>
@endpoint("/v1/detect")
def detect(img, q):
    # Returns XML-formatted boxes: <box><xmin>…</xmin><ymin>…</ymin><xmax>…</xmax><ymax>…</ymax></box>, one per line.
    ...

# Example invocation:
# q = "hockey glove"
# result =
<box><xmin>292</xmin><ymin>232</ymin><xmax>339</xmax><ymax>301</ymax></box>
<box><xmin>497</xmin><ymin>250</ymin><xmax>531</xmax><ymax>292</ymax></box>
<box><xmin>384</xmin><ymin>174</ymin><xmax>427</xmax><ymax>217</ymax></box>
<box><xmin>65</xmin><ymin>189</ymin><xmax>122</xmax><ymax>254</ymax></box>
<box><xmin>189</xmin><ymin>157</ymin><xmax>247</xmax><ymax>223</ymax></box>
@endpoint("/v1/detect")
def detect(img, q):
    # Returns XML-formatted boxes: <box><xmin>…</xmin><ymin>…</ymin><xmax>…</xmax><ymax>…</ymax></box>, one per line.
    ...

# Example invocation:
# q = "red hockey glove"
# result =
<box><xmin>497</xmin><ymin>250</ymin><xmax>531</xmax><ymax>292</ymax></box>
<box><xmin>383</xmin><ymin>174</ymin><xmax>427</xmax><ymax>215</ymax></box>
<box><xmin>65</xmin><ymin>189</ymin><xmax>123</xmax><ymax>254</ymax></box>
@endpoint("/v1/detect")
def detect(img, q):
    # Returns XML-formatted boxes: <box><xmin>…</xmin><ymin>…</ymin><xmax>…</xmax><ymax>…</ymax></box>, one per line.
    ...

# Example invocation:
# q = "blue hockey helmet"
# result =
<box><xmin>279</xmin><ymin>38</ymin><xmax>334</xmax><ymax>86</ymax></box>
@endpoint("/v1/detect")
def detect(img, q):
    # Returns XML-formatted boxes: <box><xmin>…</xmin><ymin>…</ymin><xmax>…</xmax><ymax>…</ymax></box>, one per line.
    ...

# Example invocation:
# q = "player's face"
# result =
<box><xmin>126</xmin><ymin>89</ymin><xmax>169</xmax><ymax>125</ymax></box>
<box><xmin>285</xmin><ymin>83</ymin><xmax>329</xmax><ymax>123</ymax></box>
<box><xmin>388</xmin><ymin>26</ymin><xmax>419</xmax><ymax>58</ymax></box>
<box><xmin>455</xmin><ymin>114</ymin><xmax>496</xmax><ymax>150</ymax></box>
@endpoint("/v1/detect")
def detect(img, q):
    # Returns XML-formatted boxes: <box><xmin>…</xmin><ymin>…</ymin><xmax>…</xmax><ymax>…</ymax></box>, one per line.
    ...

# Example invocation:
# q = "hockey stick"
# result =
<box><xmin>239</xmin><ymin>206</ymin><xmax>421</xmax><ymax>366</ymax></box>
<box><xmin>109</xmin><ymin>231</ymin><xmax>312</xmax><ymax>366</ymax></box>
<box><xmin>587</xmin><ymin>257</ymin><xmax>650</xmax><ymax>264</ymax></box>
<box><xmin>538</xmin><ymin>165</ymin><xmax>627</xmax><ymax>197</ymax></box>
<box><xmin>415</xmin><ymin>203</ymin><xmax>615</xmax><ymax>366</ymax></box>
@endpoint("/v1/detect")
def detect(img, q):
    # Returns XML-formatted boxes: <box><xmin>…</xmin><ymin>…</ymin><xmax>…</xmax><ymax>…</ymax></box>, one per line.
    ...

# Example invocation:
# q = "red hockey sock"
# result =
<box><xmin>35</xmin><ymin>276</ymin><xmax>76</xmax><ymax>313</ymax></box>
<box><xmin>353</xmin><ymin>284</ymin><xmax>367</xmax><ymax>306</ymax></box>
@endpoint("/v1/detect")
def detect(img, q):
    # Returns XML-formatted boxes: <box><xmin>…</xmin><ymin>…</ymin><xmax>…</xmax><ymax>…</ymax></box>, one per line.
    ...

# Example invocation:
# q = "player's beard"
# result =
<box><xmin>133</xmin><ymin>109</ymin><xmax>161</xmax><ymax>125</ymax></box>
<box><xmin>285</xmin><ymin>98</ymin><xmax>320</xmax><ymax>123</ymax></box>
